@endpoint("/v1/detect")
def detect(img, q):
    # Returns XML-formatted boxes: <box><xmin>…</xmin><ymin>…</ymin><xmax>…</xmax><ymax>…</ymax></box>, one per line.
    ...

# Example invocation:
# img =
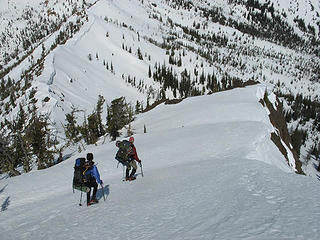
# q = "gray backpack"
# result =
<box><xmin>115</xmin><ymin>140</ymin><xmax>132</xmax><ymax>166</ymax></box>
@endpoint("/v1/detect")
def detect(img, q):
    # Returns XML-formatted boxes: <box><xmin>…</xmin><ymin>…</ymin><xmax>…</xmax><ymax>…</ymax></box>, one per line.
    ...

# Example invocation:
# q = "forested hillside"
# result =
<box><xmin>0</xmin><ymin>0</ymin><xmax>319</xmax><ymax>176</ymax></box>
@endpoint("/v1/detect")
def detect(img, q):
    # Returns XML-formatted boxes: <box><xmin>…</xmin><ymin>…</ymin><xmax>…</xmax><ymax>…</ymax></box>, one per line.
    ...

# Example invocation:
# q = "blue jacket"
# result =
<box><xmin>84</xmin><ymin>165</ymin><xmax>102</xmax><ymax>184</ymax></box>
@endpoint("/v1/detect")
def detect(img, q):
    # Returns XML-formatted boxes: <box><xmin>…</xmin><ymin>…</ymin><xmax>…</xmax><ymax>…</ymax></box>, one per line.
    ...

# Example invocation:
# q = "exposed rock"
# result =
<box><xmin>260</xmin><ymin>91</ymin><xmax>304</xmax><ymax>174</ymax></box>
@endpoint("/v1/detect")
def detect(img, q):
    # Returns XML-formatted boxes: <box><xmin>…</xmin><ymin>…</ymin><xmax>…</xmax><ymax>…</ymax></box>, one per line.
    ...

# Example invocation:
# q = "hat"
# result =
<box><xmin>86</xmin><ymin>153</ymin><xmax>93</xmax><ymax>161</ymax></box>
<box><xmin>129</xmin><ymin>136</ymin><xmax>134</xmax><ymax>143</ymax></box>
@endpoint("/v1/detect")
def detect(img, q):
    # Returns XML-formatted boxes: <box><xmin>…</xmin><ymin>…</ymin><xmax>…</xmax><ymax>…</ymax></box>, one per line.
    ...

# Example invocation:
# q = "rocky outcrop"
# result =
<box><xmin>260</xmin><ymin>91</ymin><xmax>304</xmax><ymax>175</ymax></box>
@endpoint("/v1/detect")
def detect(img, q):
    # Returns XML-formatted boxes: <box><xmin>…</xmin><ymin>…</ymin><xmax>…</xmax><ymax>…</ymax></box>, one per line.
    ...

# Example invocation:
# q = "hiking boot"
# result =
<box><xmin>90</xmin><ymin>198</ymin><xmax>99</xmax><ymax>204</ymax></box>
<box><xmin>129</xmin><ymin>176</ymin><xmax>136</xmax><ymax>181</ymax></box>
<box><xmin>129</xmin><ymin>169</ymin><xmax>136</xmax><ymax>178</ymax></box>
<box><xmin>91</xmin><ymin>195</ymin><xmax>97</xmax><ymax>202</ymax></box>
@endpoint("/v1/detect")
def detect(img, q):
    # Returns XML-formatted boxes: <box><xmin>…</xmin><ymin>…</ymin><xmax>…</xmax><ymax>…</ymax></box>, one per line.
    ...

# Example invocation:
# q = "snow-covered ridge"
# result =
<box><xmin>1</xmin><ymin>84</ymin><xmax>319</xmax><ymax>240</ymax></box>
<box><xmin>132</xmin><ymin>84</ymin><xmax>294</xmax><ymax>172</ymax></box>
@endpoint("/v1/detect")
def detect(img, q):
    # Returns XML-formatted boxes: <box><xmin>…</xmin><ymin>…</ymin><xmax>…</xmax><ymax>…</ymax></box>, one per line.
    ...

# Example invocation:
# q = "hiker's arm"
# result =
<box><xmin>92</xmin><ymin>165</ymin><xmax>102</xmax><ymax>184</ymax></box>
<box><xmin>133</xmin><ymin>146</ymin><xmax>140</xmax><ymax>162</ymax></box>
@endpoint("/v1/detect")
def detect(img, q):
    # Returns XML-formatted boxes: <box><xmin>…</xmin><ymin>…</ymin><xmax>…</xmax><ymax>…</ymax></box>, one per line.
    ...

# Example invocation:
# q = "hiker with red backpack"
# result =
<box><xmin>84</xmin><ymin>153</ymin><xmax>103</xmax><ymax>206</ymax></box>
<box><xmin>115</xmin><ymin>136</ymin><xmax>141</xmax><ymax>181</ymax></box>
<box><xmin>126</xmin><ymin>136</ymin><xmax>141</xmax><ymax>181</ymax></box>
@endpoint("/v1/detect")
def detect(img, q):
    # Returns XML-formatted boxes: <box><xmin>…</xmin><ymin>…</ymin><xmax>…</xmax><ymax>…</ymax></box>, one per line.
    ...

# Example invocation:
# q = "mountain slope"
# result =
<box><xmin>1</xmin><ymin>85</ymin><xmax>319</xmax><ymax>240</ymax></box>
<box><xmin>2</xmin><ymin>0</ymin><xmax>320</xmax><ymax>121</ymax></box>
<box><xmin>1</xmin><ymin>1</ymin><xmax>320</xmax><ymax>176</ymax></box>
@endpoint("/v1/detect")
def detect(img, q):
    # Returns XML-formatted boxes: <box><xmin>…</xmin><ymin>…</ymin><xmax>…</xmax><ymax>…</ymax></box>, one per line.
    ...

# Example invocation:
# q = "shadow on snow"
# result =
<box><xmin>1</xmin><ymin>185</ymin><xmax>9</xmax><ymax>211</ymax></box>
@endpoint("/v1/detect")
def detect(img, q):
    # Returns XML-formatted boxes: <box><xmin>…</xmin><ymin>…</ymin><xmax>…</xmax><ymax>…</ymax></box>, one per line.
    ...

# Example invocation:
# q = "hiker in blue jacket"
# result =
<box><xmin>84</xmin><ymin>153</ymin><xmax>103</xmax><ymax>206</ymax></box>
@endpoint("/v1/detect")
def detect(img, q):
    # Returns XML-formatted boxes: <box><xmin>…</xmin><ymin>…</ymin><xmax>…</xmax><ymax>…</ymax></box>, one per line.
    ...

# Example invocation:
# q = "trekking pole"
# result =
<box><xmin>78</xmin><ymin>181</ymin><xmax>85</xmax><ymax>206</ymax></box>
<box><xmin>139</xmin><ymin>162</ymin><xmax>144</xmax><ymax>177</ymax></box>
<box><xmin>79</xmin><ymin>189</ymin><xmax>83</xmax><ymax>206</ymax></box>
<box><xmin>100</xmin><ymin>183</ymin><xmax>106</xmax><ymax>201</ymax></box>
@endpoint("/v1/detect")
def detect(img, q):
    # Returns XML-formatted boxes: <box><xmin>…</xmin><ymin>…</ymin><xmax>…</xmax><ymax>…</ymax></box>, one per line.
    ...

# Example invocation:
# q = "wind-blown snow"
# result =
<box><xmin>0</xmin><ymin>85</ymin><xmax>319</xmax><ymax>240</ymax></box>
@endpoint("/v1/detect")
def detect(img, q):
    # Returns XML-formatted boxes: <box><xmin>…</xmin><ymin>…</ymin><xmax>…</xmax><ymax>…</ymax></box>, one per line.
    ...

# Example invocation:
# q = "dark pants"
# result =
<box><xmin>126</xmin><ymin>156</ymin><xmax>137</xmax><ymax>178</ymax></box>
<box><xmin>86</xmin><ymin>177</ymin><xmax>98</xmax><ymax>203</ymax></box>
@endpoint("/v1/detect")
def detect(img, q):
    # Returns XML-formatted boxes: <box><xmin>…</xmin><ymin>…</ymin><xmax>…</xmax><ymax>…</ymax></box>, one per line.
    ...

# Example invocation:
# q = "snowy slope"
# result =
<box><xmin>1</xmin><ymin>85</ymin><xmax>319</xmax><ymax>240</ymax></box>
<box><xmin>2</xmin><ymin>0</ymin><xmax>320</xmax><ymax>127</ymax></box>
<box><xmin>16</xmin><ymin>0</ymin><xmax>166</xmax><ymax>129</ymax></box>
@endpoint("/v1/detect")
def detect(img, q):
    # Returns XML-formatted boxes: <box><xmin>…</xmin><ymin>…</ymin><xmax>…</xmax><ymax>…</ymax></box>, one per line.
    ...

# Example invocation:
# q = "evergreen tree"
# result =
<box><xmin>0</xmin><ymin>133</ymin><xmax>21</xmax><ymax>176</ymax></box>
<box><xmin>135</xmin><ymin>100</ymin><xmax>142</xmax><ymax>114</ymax></box>
<box><xmin>111</xmin><ymin>62</ymin><xmax>114</xmax><ymax>73</ymax></box>
<box><xmin>65</xmin><ymin>96</ymin><xmax>106</xmax><ymax>145</ymax></box>
<box><xmin>137</xmin><ymin>47</ymin><xmax>143</xmax><ymax>60</ymax></box>
<box><xmin>85</xmin><ymin>96</ymin><xmax>106</xmax><ymax>144</ymax></box>
<box><xmin>177</xmin><ymin>56</ymin><xmax>182</xmax><ymax>67</ymax></box>
<box><xmin>16</xmin><ymin>103</ymin><xmax>26</xmax><ymax>131</ymax></box>
<box><xmin>1</xmin><ymin>104</ymin><xmax>30</xmax><ymax>174</ymax></box>
<box><xmin>87</xmin><ymin>112</ymin><xmax>99</xmax><ymax>144</ymax></box>
<box><xmin>10</xmin><ymin>107</ymin><xmax>31</xmax><ymax>173</ymax></box>
<box><xmin>25</xmin><ymin>105</ymin><xmax>55</xmax><ymax>170</ymax></box>
<box><xmin>64</xmin><ymin>107</ymin><xmax>80</xmax><ymax>143</ymax></box>
<box><xmin>148</xmin><ymin>65</ymin><xmax>152</xmax><ymax>78</ymax></box>
<box><xmin>12</xmin><ymin>125</ymin><xmax>31</xmax><ymax>173</ymax></box>
<box><xmin>79</xmin><ymin>113</ymin><xmax>89</xmax><ymax>144</ymax></box>
<box><xmin>96</xmin><ymin>95</ymin><xmax>106</xmax><ymax>136</ymax></box>
<box><xmin>106</xmin><ymin>97</ymin><xmax>134</xmax><ymax>140</ymax></box>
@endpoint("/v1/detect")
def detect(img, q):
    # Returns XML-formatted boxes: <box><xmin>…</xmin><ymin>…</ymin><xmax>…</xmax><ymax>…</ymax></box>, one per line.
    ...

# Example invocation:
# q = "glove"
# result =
<box><xmin>100</xmin><ymin>180</ymin><xmax>103</xmax><ymax>185</ymax></box>
<box><xmin>137</xmin><ymin>159</ymin><xmax>141</xmax><ymax>163</ymax></box>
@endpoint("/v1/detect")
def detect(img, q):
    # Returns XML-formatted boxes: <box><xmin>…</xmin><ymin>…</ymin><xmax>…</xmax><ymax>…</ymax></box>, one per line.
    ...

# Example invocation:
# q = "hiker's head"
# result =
<box><xmin>86</xmin><ymin>153</ymin><xmax>93</xmax><ymax>161</ymax></box>
<box><xmin>129</xmin><ymin>136</ymin><xmax>134</xmax><ymax>143</ymax></box>
<box><xmin>116</xmin><ymin>140</ymin><xmax>121</xmax><ymax>147</ymax></box>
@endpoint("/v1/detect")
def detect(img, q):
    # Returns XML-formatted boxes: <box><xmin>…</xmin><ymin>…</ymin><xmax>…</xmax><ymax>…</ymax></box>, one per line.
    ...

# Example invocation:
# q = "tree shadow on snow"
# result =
<box><xmin>0</xmin><ymin>184</ymin><xmax>8</xmax><ymax>194</ymax></box>
<box><xmin>1</xmin><ymin>196</ymin><xmax>10</xmax><ymax>212</ymax></box>
<box><xmin>98</xmin><ymin>184</ymin><xmax>110</xmax><ymax>201</ymax></box>
<box><xmin>0</xmin><ymin>174</ymin><xmax>9</xmax><ymax>180</ymax></box>
<box><xmin>1</xmin><ymin>185</ymin><xmax>10</xmax><ymax>211</ymax></box>
<box><xmin>312</xmin><ymin>162</ymin><xmax>320</xmax><ymax>170</ymax></box>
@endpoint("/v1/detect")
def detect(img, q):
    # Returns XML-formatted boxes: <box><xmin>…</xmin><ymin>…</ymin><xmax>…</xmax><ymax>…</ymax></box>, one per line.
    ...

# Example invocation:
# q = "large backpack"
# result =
<box><xmin>72</xmin><ymin>158</ymin><xmax>89</xmax><ymax>192</ymax></box>
<box><xmin>115</xmin><ymin>140</ymin><xmax>133</xmax><ymax>166</ymax></box>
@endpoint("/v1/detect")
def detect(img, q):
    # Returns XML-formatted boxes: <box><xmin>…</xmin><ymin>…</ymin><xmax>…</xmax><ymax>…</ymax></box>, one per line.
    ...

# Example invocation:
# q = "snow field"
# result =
<box><xmin>1</xmin><ymin>85</ymin><xmax>320</xmax><ymax>240</ymax></box>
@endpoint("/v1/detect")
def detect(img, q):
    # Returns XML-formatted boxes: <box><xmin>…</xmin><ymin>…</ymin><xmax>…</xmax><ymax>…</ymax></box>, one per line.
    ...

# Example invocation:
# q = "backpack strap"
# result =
<box><xmin>82</xmin><ymin>167</ymin><xmax>89</xmax><ymax>176</ymax></box>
